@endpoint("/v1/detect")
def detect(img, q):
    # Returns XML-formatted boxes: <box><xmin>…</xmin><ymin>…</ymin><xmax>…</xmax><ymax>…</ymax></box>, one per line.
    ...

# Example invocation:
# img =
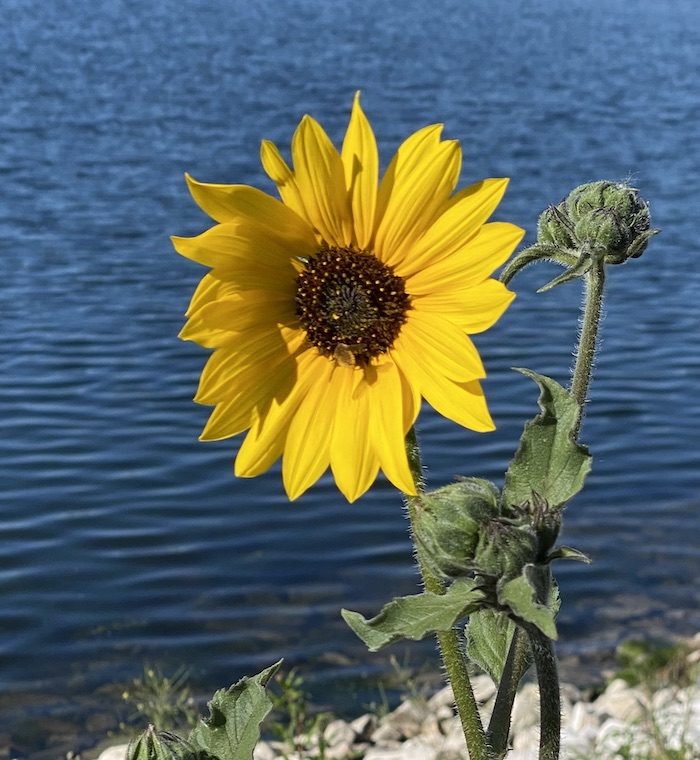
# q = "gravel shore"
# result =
<box><xmin>96</xmin><ymin>634</ymin><xmax>700</xmax><ymax>760</ymax></box>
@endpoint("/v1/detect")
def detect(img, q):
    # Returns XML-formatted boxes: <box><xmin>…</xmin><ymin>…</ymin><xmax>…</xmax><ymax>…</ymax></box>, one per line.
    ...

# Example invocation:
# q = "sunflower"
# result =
<box><xmin>172</xmin><ymin>93</ymin><xmax>524</xmax><ymax>503</ymax></box>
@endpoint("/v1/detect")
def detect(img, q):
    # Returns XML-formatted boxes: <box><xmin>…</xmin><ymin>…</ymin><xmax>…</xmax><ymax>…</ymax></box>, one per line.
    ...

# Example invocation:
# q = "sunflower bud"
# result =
<box><xmin>473</xmin><ymin>519</ymin><xmax>539</xmax><ymax>581</ymax></box>
<box><xmin>413</xmin><ymin>479</ymin><xmax>499</xmax><ymax>579</ymax></box>
<box><xmin>501</xmin><ymin>180</ymin><xmax>658</xmax><ymax>290</ymax></box>
<box><xmin>565</xmin><ymin>181</ymin><xmax>656</xmax><ymax>264</ymax></box>
<box><xmin>537</xmin><ymin>202</ymin><xmax>575</xmax><ymax>249</ymax></box>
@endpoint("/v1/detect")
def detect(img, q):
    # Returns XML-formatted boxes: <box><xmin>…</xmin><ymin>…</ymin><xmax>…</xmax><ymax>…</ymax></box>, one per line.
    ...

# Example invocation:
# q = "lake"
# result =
<box><xmin>1</xmin><ymin>0</ymin><xmax>699</xmax><ymax>753</ymax></box>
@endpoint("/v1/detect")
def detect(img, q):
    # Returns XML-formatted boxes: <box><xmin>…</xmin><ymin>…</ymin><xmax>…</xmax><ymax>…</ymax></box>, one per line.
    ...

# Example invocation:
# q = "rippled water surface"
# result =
<box><xmin>1</xmin><ymin>0</ymin><xmax>699</xmax><ymax>749</ymax></box>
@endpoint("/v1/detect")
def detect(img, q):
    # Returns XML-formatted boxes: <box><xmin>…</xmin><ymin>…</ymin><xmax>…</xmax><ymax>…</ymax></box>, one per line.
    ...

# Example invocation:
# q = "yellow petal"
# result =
<box><xmin>184</xmin><ymin>174</ymin><xmax>317</xmax><ymax>250</ymax></box>
<box><xmin>396</xmin><ymin>312</ymin><xmax>485</xmax><ymax>382</ymax></box>
<box><xmin>291</xmin><ymin>115</ymin><xmax>353</xmax><ymax>247</ymax></box>
<box><xmin>179</xmin><ymin>314</ymin><xmax>234</xmax><ymax>349</ymax></box>
<box><xmin>407</xmin><ymin>222</ymin><xmax>525</xmax><ymax>295</ymax></box>
<box><xmin>374</xmin><ymin>126</ymin><xmax>461</xmax><ymax>266</ymax></box>
<box><xmin>171</xmin><ymin>220</ymin><xmax>308</xmax><ymax>269</ymax></box>
<box><xmin>200</xmin><ymin>356</ymin><xmax>297</xmax><ymax>441</ymax></box>
<box><xmin>199</xmin><ymin>398</ymin><xmax>253</xmax><ymax>441</ymax></box>
<box><xmin>364</xmin><ymin>362</ymin><xmax>417</xmax><ymax>495</ymax></box>
<box><xmin>196</xmin><ymin>290</ymin><xmax>296</xmax><ymax>334</ymax></box>
<box><xmin>234</xmin><ymin>348</ymin><xmax>317</xmax><ymax>477</ymax></box>
<box><xmin>282</xmin><ymin>355</ymin><xmax>338</xmax><ymax>500</ymax></box>
<box><xmin>392</xmin><ymin>346</ymin><xmax>494</xmax><ymax>432</ymax></box>
<box><xmin>259</xmin><ymin>139</ymin><xmax>308</xmax><ymax>221</ymax></box>
<box><xmin>398</xmin><ymin>179</ymin><xmax>510</xmax><ymax>277</ymax></box>
<box><xmin>185</xmin><ymin>273</ymin><xmax>236</xmax><ymax>317</ymax></box>
<box><xmin>341</xmin><ymin>92</ymin><xmax>378</xmax><ymax>250</ymax></box>
<box><xmin>330</xmin><ymin>366</ymin><xmax>380</xmax><ymax>503</ymax></box>
<box><xmin>195</xmin><ymin>326</ymin><xmax>305</xmax><ymax>404</ymax></box>
<box><xmin>412</xmin><ymin>279</ymin><xmax>515</xmax><ymax>334</ymax></box>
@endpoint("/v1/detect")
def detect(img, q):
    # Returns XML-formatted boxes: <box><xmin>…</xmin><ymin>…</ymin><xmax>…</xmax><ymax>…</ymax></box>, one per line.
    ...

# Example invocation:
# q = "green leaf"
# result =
<box><xmin>497</xmin><ymin>565</ymin><xmax>558</xmax><ymax>640</ymax></box>
<box><xmin>547</xmin><ymin>545</ymin><xmax>592</xmax><ymax>564</ymax></box>
<box><xmin>465</xmin><ymin>609</ymin><xmax>532</xmax><ymax>685</ymax></box>
<box><xmin>503</xmin><ymin>369</ymin><xmax>591</xmax><ymax>511</ymax></box>
<box><xmin>188</xmin><ymin>661</ymin><xmax>282</xmax><ymax>760</ymax></box>
<box><xmin>342</xmin><ymin>579</ymin><xmax>484</xmax><ymax>652</ymax></box>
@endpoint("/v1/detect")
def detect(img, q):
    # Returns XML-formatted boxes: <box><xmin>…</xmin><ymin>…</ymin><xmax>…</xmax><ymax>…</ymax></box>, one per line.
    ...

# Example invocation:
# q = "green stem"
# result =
<box><xmin>487</xmin><ymin>627</ymin><xmax>530</xmax><ymax>757</ymax></box>
<box><xmin>527</xmin><ymin>625</ymin><xmax>561</xmax><ymax>760</ymax></box>
<box><xmin>570</xmin><ymin>260</ymin><xmax>606</xmax><ymax>439</ymax></box>
<box><xmin>404</xmin><ymin>428</ymin><xmax>487</xmax><ymax>760</ymax></box>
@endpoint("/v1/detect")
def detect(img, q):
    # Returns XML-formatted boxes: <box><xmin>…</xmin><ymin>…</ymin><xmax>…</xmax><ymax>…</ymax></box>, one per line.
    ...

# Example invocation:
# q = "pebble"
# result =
<box><xmin>94</xmin><ymin>637</ymin><xmax>700</xmax><ymax>760</ymax></box>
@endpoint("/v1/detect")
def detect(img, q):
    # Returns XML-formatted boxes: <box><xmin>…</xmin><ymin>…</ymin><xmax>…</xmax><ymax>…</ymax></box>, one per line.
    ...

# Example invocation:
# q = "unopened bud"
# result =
<box><xmin>413</xmin><ymin>479</ymin><xmax>499</xmax><ymax>579</ymax></box>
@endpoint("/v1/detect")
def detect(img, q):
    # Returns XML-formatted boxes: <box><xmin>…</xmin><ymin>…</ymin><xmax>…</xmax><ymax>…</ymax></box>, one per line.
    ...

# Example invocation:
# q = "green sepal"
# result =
<box><xmin>341</xmin><ymin>579</ymin><xmax>484</xmax><ymax>652</ymax></box>
<box><xmin>547</xmin><ymin>545</ymin><xmax>592</xmax><ymax>564</ymax></box>
<box><xmin>499</xmin><ymin>244</ymin><xmax>577</xmax><ymax>286</ymax></box>
<box><xmin>497</xmin><ymin>565</ymin><xmax>559</xmax><ymax>640</ymax></box>
<box><xmin>503</xmin><ymin>369</ymin><xmax>591</xmax><ymax>511</ymax></box>
<box><xmin>188</xmin><ymin>661</ymin><xmax>282</xmax><ymax>760</ymax></box>
<box><xmin>537</xmin><ymin>254</ymin><xmax>592</xmax><ymax>293</ymax></box>
<box><xmin>465</xmin><ymin>609</ymin><xmax>532</xmax><ymax>686</ymax></box>
<box><xmin>127</xmin><ymin>726</ymin><xmax>199</xmax><ymax>760</ymax></box>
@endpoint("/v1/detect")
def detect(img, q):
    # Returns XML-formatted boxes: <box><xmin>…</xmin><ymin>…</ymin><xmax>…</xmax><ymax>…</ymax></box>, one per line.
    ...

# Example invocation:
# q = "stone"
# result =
<box><xmin>427</xmin><ymin>685</ymin><xmax>454</xmax><ymax>711</ymax></box>
<box><xmin>383</xmin><ymin>699</ymin><xmax>429</xmax><ymax>739</ymax></box>
<box><xmin>509</xmin><ymin>682</ymin><xmax>540</xmax><ymax>736</ymax></box>
<box><xmin>511</xmin><ymin>724</ymin><xmax>539</xmax><ymax>752</ymax></box>
<box><xmin>399</xmin><ymin>736</ymin><xmax>440</xmax><ymax>760</ymax></box>
<box><xmin>471</xmin><ymin>674</ymin><xmax>496</xmax><ymax>704</ymax></box>
<box><xmin>323</xmin><ymin>719</ymin><xmax>355</xmax><ymax>747</ymax></box>
<box><xmin>370</xmin><ymin>721</ymin><xmax>402</xmax><ymax>744</ymax></box>
<box><xmin>96</xmin><ymin>745</ymin><xmax>128</xmax><ymax>760</ymax></box>
<box><xmin>363</xmin><ymin>747</ymin><xmax>404</xmax><ymax>760</ymax></box>
<box><xmin>253</xmin><ymin>741</ymin><xmax>277</xmax><ymax>760</ymax></box>
<box><xmin>350</xmin><ymin>713</ymin><xmax>377</xmax><ymax>740</ymax></box>
<box><xmin>594</xmin><ymin>678</ymin><xmax>644</xmax><ymax>722</ymax></box>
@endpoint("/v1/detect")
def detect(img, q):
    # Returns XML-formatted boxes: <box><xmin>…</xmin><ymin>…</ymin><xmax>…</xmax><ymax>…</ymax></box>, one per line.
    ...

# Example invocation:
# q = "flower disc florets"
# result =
<box><xmin>295</xmin><ymin>246</ymin><xmax>411</xmax><ymax>366</ymax></box>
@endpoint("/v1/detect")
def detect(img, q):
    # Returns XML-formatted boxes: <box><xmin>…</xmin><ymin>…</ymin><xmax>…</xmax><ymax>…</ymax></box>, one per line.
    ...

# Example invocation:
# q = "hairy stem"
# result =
<box><xmin>570</xmin><ymin>260</ymin><xmax>606</xmax><ymax>438</ymax></box>
<box><xmin>487</xmin><ymin>627</ymin><xmax>530</xmax><ymax>757</ymax></box>
<box><xmin>528</xmin><ymin>625</ymin><xmax>561</xmax><ymax>760</ymax></box>
<box><xmin>404</xmin><ymin>428</ymin><xmax>487</xmax><ymax>759</ymax></box>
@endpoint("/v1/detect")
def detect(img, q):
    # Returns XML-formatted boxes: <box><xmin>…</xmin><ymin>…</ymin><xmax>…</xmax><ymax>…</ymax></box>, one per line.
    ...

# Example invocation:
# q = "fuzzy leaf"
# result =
<box><xmin>497</xmin><ymin>565</ymin><xmax>558</xmax><ymax>640</ymax></box>
<box><xmin>503</xmin><ymin>369</ymin><xmax>591</xmax><ymax>511</ymax></box>
<box><xmin>188</xmin><ymin>661</ymin><xmax>282</xmax><ymax>760</ymax></box>
<box><xmin>342</xmin><ymin>579</ymin><xmax>483</xmax><ymax>652</ymax></box>
<box><xmin>465</xmin><ymin>609</ymin><xmax>532</xmax><ymax>685</ymax></box>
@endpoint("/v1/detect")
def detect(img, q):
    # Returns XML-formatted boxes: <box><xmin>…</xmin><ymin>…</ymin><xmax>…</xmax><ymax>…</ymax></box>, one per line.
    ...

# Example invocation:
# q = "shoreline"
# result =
<box><xmin>91</xmin><ymin>634</ymin><xmax>700</xmax><ymax>760</ymax></box>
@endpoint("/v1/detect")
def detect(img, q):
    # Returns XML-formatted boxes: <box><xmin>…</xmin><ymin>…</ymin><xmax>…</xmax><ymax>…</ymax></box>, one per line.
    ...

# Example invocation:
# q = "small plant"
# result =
<box><xmin>615</xmin><ymin>639</ymin><xmax>695</xmax><ymax>691</ymax></box>
<box><xmin>269</xmin><ymin>668</ymin><xmax>332</xmax><ymax>760</ymax></box>
<box><xmin>122</xmin><ymin>665</ymin><xmax>198</xmax><ymax>733</ymax></box>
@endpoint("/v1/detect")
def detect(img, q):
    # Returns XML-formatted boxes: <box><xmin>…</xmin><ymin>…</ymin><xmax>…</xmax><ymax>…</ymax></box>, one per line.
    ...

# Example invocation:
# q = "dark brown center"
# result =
<box><xmin>295</xmin><ymin>246</ymin><xmax>411</xmax><ymax>367</ymax></box>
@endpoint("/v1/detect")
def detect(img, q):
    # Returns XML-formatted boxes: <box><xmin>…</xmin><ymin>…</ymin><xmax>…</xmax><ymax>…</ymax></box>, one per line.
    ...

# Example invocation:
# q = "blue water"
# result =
<box><xmin>1</xmin><ymin>0</ymin><xmax>699</xmax><ymax>749</ymax></box>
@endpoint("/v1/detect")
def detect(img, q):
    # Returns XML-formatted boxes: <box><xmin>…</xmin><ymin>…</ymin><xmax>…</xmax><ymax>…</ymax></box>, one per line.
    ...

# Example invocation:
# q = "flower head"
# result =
<box><xmin>172</xmin><ymin>94</ymin><xmax>523</xmax><ymax>502</ymax></box>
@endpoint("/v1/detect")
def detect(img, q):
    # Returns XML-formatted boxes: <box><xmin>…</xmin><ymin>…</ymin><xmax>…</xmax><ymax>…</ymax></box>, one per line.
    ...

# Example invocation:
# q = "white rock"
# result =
<box><xmin>439</xmin><ymin>718</ymin><xmax>467</xmax><ymax>756</ymax></box>
<box><xmin>350</xmin><ymin>713</ymin><xmax>377</xmax><ymax>739</ymax></box>
<box><xmin>510</xmin><ymin>682</ymin><xmax>540</xmax><ymax>736</ymax></box>
<box><xmin>384</xmin><ymin>699</ymin><xmax>430</xmax><ymax>738</ymax></box>
<box><xmin>96</xmin><ymin>745</ymin><xmax>128</xmax><ymax>760</ymax></box>
<box><xmin>399</xmin><ymin>736</ymin><xmax>440</xmax><ymax>760</ymax></box>
<box><xmin>511</xmin><ymin>724</ymin><xmax>539</xmax><ymax>752</ymax></box>
<box><xmin>323</xmin><ymin>718</ymin><xmax>355</xmax><ymax>747</ymax></box>
<box><xmin>253</xmin><ymin>741</ymin><xmax>277</xmax><ymax>760</ymax></box>
<box><xmin>566</xmin><ymin>700</ymin><xmax>601</xmax><ymax>734</ymax></box>
<box><xmin>363</xmin><ymin>747</ymin><xmax>405</xmax><ymax>760</ymax></box>
<box><xmin>471</xmin><ymin>674</ymin><xmax>496</xmax><ymax>704</ymax></box>
<box><xmin>371</xmin><ymin>721</ymin><xmax>403</xmax><ymax>743</ymax></box>
<box><xmin>428</xmin><ymin>685</ymin><xmax>454</xmax><ymax>711</ymax></box>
